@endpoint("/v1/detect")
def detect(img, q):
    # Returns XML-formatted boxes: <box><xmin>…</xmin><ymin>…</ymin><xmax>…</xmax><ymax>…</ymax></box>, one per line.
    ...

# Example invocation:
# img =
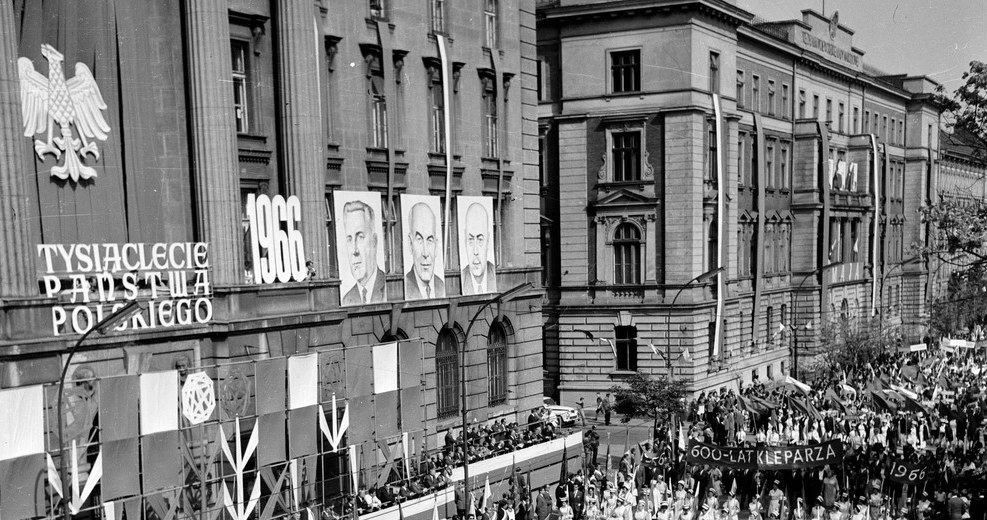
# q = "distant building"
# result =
<box><xmin>537</xmin><ymin>0</ymin><xmax>949</xmax><ymax>401</ymax></box>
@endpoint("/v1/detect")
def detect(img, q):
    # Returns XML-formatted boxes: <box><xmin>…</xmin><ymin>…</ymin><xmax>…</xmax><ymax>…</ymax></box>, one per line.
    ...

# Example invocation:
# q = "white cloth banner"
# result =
<box><xmin>0</xmin><ymin>385</ymin><xmax>44</xmax><ymax>460</ymax></box>
<box><xmin>372</xmin><ymin>342</ymin><xmax>399</xmax><ymax>394</ymax></box>
<box><xmin>140</xmin><ymin>370</ymin><xmax>179</xmax><ymax>435</ymax></box>
<box><xmin>288</xmin><ymin>353</ymin><xmax>319</xmax><ymax>409</ymax></box>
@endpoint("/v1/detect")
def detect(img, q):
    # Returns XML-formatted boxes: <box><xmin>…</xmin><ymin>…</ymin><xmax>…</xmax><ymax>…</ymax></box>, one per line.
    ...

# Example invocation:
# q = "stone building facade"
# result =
<box><xmin>537</xmin><ymin>0</ymin><xmax>948</xmax><ymax>401</ymax></box>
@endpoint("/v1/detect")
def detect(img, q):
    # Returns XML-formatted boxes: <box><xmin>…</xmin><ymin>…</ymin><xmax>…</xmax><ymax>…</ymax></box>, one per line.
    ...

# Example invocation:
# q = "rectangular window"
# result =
<box><xmin>751</xmin><ymin>75</ymin><xmax>760</xmax><ymax>111</ymax></box>
<box><xmin>850</xmin><ymin>220</ymin><xmax>859</xmax><ymax>262</ymax></box>
<box><xmin>838</xmin><ymin>102</ymin><xmax>845</xmax><ymax>133</ymax></box>
<box><xmin>767</xmin><ymin>80</ymin><xmax>776</xmax><ymax>116</ymax></box>
<box><xmin>736</xmin><ymin>70</ymin><xmax>745</xmax><ymax>107</ymax></box>
<box><xmin>798</xmin><ymin>89</ymin><xmax>806</xmax><ymax>118</ymax></box>
<box><xmin>370</xmin><ymin>0</ymin><xmax>385</xmax><ymax>19</ymax></box>
<box><xmin>615</xmin><ymin>326</ymin><xmax>638</xmax><ymax>371</ymax></box>
<box><xmin>780</xmin><ymin>145</ymin><xmax>789</xmax><ymax>189</ymax></box>
<box><xmin>864</xmin><ymin>110</ymin><xmax>870</xmax><ymax>133</ymax></box>
<box><xmin>883</xmin><ymin>116</ymin><xmax>889</xmax><ymax>140</ymax></box>
<box><xmin>765</xmin><ymin>144</ymin><xmax>774</xmax><ymax>189</ymax></box>
<box><xmin>369</xmin><ymin>57</ymin><xmax>387</xmax><ymax>148</ymax></box>
<box><xmin>611</xmin><ymin>50</ymin><xmax>640</xmax><ymax>93</ymax></box>
<box><xmin>484</xmin><ymin>0</ymin><xmax>498</xmax><ymax>49</ymax></box>
<box><xmin>898</xmin><ymin>120</ymin><xmax>904</xmax><ymax>144</ymax></box>
<box><xmin>231</xmin><ymin>40</ymin><xmax>250</xmax><ymax>134</ymax></box>
<box><xmin>481</xmin><ymin>77</ymin><xmax>498</xmax><ymax>158</ymax></box>
<box><xmin>766</xmin><ymin>307</ymin><xmax>774</xmax><ymax>344</ymax></box>
<box><xmin>853</xmin><ymin>107</ymin><xmax>859</xmax><ymax>133</ymax></box>
<box><xmin>813</xmin><ymin>94</ymin><xmax>820</xmax><ymax>119</ymax></box>
<box><xmin>612</xmin><ymin>131</ymin><xmax>641</xmax><ymax>182</ymax></box>
<box><xmin>737</xmin><ymin>135</ymin><xmax>745</xmax><ymax>186</ymax></box>
<box><xmin>782</xmin><ymin>84</ymin><xmax>790</xmax><ymax>118</ymax></box>
<box><xmin>429</xmin><ymin>75</ymin><xmax>445</xmax><ymax>153</ymax></box>
<box><xmin>708</xmin><ymin>51</ymin><xmax>720</xmax><ymax>93</ymax></box>
<box><xmin>430</xmin><ymin>0</ymin><xmax>445</xmax><ymax>34</ymax></box>
<box><xmin>873</xmin><ymin>113</ymin><xmax>879</xmax><ymax>134</ymax></box>
<box><xmin>706</xmin><ymin>123</ymin><xmax>717</xmax><ymax>184</ymax></box>
<box><xmin>825</xmin><ymin>98</ymin><xmax>832</xmax><ymax>124</ymax></box>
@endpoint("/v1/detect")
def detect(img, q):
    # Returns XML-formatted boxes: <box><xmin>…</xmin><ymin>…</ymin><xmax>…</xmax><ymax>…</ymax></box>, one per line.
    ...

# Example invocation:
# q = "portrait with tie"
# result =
<box><xmin>401</xmin><ymin>194</ymin><xmax>446</xmax><ymax>300</ymax></box>
<box><xmin>333</xmin><ymin>191</ymin><xmax>388</xmax><ymax>307</ymax></box>
<box><xmin>457</xmin><ymin>196</ymin><xmax>497</xmax><ymax>296</ymax></box>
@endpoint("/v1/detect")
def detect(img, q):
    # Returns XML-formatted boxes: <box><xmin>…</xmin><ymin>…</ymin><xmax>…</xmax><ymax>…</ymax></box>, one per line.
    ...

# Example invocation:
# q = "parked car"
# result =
<box><xmin>542</xmin><ymin>396</ymin><xmax>579</xmax><ymax>427</ymax></box>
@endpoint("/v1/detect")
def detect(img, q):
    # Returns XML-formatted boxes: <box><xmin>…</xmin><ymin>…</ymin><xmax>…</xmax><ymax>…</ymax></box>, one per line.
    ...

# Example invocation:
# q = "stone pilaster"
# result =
<box><xmin>184</xmin><ymin>0</ymin><xmax>243</xmax><ymax>286</ymax></box>
<box><xmin>275</xmin><ymin>0</ymin><xmax>330</xmax><ymax>277</ymax></box>
<box><xmin>0</xmin><ymin>4</ymin><xmax>38</xmax><ymax>297</ymax></box>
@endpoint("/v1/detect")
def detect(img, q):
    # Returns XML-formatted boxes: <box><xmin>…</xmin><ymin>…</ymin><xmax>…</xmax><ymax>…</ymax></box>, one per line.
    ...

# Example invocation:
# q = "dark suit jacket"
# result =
<box><xmin>460</xmin><ymin>262</ymin><xmax>497</xmax><ymax>295</ymax></box>
<box><xmin>342</xmin><ymin>268</ymin><xmax>386</xmax><ymax>305</ymax></box>
<box><xmin>404</xmin><ymin>270</ymin><xmax>445</xmax><ymax>299</ymax></box>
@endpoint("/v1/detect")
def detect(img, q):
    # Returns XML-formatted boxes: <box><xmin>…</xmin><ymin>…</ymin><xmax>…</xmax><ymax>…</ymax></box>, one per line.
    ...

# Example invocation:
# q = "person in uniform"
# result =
<box><xmin>767</xmin><ymin>481</ymin><xmax>785</xmax><ymax>519</ymax></box>
<box><xmin>655</xmin><ymin>502</ymin><xmax>671</xmax><ymax>520</ymax></box>
<box><xmin>748</xmin><ymin>499</ymin><xmax>763</xmax><ymax>520</ymax></box>
<box><xmin>724</xmin><ymin>491</ymin><xmax>740</xmax><ymax>520</ymax></box>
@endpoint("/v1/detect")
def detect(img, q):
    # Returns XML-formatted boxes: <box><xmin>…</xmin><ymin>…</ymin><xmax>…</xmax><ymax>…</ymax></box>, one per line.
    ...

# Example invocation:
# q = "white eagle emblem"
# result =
<box><xmin>18</xmin><ymin>44</ymin><xmax>110</xmax><ymax>183</ymax></box>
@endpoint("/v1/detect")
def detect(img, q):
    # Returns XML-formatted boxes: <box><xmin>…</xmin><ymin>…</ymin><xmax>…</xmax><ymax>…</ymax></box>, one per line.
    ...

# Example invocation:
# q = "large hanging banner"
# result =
<box><xmin>456</xmin><ymin>196</ymin><xmax>497</xmax><ymax>295</ymax></box>
<box><xmin>686</xmin><ymin>440</ymin><xmax>845</xmax><ymax>470</ymax></box>
<box><xmin>333</xmin><ymin>191</ymin><xmax>388</xmax><ymax>306</ymax></box>
<box><xmin>400</xmin><ymin>194</ymin><xmax>445</xmax><ymax>300</ymax></box>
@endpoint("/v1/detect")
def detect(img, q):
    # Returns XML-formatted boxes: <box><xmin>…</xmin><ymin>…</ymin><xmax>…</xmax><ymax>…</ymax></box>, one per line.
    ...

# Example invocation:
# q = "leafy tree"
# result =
<box><xmin>930</xmin><ymin>263</ymin><xmax>987</xmax><ymax>338</ymax></box>
<box><xmin>802</xmin><ymin>316</ymin><xmax>899</xmax><ymax>386</ymax></box>
<box><xmin>611</xmin><ymin>372</ymin><xmax>688</xmax><ymax>426</ymax></box>
<box><xmin>934</xmin><ymin>60</ymin><xmax>987</xmax><ymax>158</ymax></box>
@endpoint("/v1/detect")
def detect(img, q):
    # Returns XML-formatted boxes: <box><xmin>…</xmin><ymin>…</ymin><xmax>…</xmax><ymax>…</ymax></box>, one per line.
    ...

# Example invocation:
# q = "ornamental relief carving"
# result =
<box><xmin>643</xmin><ymin>150</ymin><xmax>654</xmax><ymax>179</ymax></box>
<box><xmin>597</xmin><ymin>153</ymin><xmax>607</xmax><ymax>180</ymax></box>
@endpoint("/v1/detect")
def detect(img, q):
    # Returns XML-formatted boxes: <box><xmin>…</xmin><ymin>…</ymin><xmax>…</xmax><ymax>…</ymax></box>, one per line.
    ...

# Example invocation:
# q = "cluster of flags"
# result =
<box><xmin>575</xmin><ymin>330</ymin><xmax>692</xmax><ymax>363</ymax></box>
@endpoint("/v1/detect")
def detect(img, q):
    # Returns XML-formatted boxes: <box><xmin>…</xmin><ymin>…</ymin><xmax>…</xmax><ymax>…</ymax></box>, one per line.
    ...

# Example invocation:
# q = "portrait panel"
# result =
<box><xmin>333</xmin><ymin>191</ymin><xmax>387</xmax><ymax>306</ymax></box>
<box><xmin>400</xmin><ymin>194</ymin><xmax>445</xmax><ymax>300</ymax></box>
<box><xmin>456</xmin><ymin>196</ymin><xmax>497</xmax><ymax>295</ymax></box>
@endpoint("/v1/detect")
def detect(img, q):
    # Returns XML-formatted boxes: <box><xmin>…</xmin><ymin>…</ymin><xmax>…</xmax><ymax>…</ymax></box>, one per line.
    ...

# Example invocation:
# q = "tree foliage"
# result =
<box><xmin>611</xmin><ymin>372</ymin><xmax>688</xmax><ymax>424</ymax></box>
<box><xmin>802</xmin><ymin>316</ymin><xmax>899</xmax><ymax>386</ymax></box>
<box><xmin>930</xmin><ymin>263</ymin><xmax>987</xmax><ymax>338</ymax></box>
<box><xmin>934</xmin><ymin>60</ymin><xmax>987</xmax><ymax>158</ymax></box>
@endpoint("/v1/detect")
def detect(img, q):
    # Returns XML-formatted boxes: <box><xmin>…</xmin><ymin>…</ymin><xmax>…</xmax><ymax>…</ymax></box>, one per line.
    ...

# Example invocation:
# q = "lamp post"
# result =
<box><xmin>791</xmin><ymin>262</ymin><xmax>842</xmax><ymax>379</ymax></box>
<box><xmin>57</xmin><ymin>299</ymin><xmax>146</xmax><ymax>520</ymax></box>
<box><xmin>460</xmin><ymin>282</ymin><xmax>532</xmax><ymax>508</ymax></box>
<box><xmin>666</xmin><ymin>267</ymin><xmax>723</xmax><ymax>374</ymax></box>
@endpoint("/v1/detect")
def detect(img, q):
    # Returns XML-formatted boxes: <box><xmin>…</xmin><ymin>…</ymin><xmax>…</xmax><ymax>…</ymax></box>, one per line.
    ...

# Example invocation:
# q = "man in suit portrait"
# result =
<box><xmin>461</xmin><ymin>201</ymin><xmax>497</xmax><ymax>295</ymax></box>
<box><xmin>341</xmin><ymin>200</ymin><xmax>386</xmax><ymax>305</ymax></box>
<box><xmin>404</xmin><ymin>201</ymin><xmax>445</xmax><ymax>299</ymax></box>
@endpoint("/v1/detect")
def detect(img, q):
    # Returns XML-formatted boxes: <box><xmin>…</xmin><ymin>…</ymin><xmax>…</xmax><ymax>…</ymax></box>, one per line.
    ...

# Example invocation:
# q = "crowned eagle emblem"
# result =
<box><xmin>18</xmin><ymin>44</ymin><xmax>110</xmax><ymax>183</ymax></box>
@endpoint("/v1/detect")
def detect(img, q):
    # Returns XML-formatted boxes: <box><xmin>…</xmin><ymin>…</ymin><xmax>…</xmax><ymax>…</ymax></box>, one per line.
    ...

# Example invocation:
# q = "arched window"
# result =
<box><xmin>613</xmin><ymin>223</ymin><xmax>641</xmax><ymax>284</ymax></box>
<box><xmin>435</xmin><ymin>329</ymin><xmax>459</xmax><ymax>418</ymax></box>
<box><xmin>840</xmin><ymin>298</ymin><xmax>850</xmax><ymax>323</ymax></box>
<box><xmin>487</xmin><ymin>323</ymin><xmax>508</xmax><ymax>405</ymax></box>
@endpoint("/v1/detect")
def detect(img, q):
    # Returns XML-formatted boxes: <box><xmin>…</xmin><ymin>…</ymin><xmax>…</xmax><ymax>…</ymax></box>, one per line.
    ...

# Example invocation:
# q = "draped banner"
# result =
<box><xmin>686</xmin><ymin>440</ymin><xmax>845</xmax><ymax>470</ymax></box>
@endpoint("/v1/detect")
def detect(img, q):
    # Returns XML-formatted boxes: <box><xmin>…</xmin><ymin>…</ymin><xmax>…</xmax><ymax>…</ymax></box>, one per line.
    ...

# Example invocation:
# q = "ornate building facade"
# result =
<box><xmin>537</xmin><ymin>0</ymin><xmax>949</xmax><ymax>401</ymax></box>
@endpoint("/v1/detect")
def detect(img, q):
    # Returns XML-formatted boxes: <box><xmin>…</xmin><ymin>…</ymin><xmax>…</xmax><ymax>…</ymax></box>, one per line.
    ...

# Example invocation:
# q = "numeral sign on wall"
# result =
<box><xmin>246</xmin><ymin>194</ymin><xmax>307</xmax><ymax>283</ymax></box>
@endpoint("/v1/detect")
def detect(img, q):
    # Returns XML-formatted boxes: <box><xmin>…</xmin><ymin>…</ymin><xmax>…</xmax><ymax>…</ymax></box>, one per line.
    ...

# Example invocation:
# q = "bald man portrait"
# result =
<box><xmin>404</xmin><ymin>201</ymin><xmax>445</xmax><ymax>299</ymax></box>
<box><xmin>461</xmin><ymin>202</ymin><xmax>497</xmax><ymax>295</ymax></box>
<box><xmin>341</xmin><ymin>200</ymin><xmax>387</xmax><ymax>305</ymax></box>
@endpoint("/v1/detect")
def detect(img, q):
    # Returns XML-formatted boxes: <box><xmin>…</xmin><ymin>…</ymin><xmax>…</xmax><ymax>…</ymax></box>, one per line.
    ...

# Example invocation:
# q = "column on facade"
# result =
<box><xmin>0</xmin><ymin>4</ymin><xmax>38</xmax><ymax>297</ymax></box>
<box><xmin>644</xmin><ymin>214</ymin><xmax>657</xmax><ymax>283</ymax></box>
<box><xmin>595</xmin><ymin>216</ymin><xmax>609</xmax><ymax>283</ymax></box>
<box><xmin>275</xmin><ymin>0</ymin><xmax>330</xmax><ymax>275</ymax></box>
<box><xmin>184</xmin><ymin>0</ymin><xmax>243</xmax><ymax>286</ymax></box>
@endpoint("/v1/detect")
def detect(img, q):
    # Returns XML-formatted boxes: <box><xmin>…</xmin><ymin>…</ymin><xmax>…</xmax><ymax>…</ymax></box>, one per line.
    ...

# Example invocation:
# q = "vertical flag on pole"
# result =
<box><xmin>482</xmin><ymin>476</ymin><xmax>492</xmax><ymax>512</ymax></box>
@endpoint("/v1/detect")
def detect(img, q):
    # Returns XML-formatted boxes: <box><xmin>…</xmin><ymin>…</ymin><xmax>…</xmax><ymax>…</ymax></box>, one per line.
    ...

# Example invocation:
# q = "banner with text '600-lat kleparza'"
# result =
<box><xmin>686</xmin><ymin>439</ymin><xmax>845</xmax><ymax>470</ymax></box>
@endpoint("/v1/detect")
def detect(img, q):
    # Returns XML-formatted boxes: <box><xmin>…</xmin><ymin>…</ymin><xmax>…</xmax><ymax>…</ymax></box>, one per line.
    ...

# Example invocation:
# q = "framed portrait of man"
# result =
<box><xmin>333</xmin><ymin>191</ymin><xmax>388</xmax><ymax>306</ymax></box>
<box><xmin>456</xmin><ymin>196</ymin><xmax>496</xmax><ymax>295</ymax></box>
<box><xmin>400</xmin><ymin>194</ymin><xmax>445</xmax><ymax>300</ymax></box>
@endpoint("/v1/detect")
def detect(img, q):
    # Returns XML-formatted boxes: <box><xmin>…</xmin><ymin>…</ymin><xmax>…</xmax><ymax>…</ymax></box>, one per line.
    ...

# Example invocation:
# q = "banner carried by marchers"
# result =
<box><xmin>686</xmin><ymin>440</ymin><xmax>845</xmax><ymax>470</ymax></box>
<box><xmin>888</xmin><ymin>458</ymin><xmax>930</xmax><ymax>484</ymax></box>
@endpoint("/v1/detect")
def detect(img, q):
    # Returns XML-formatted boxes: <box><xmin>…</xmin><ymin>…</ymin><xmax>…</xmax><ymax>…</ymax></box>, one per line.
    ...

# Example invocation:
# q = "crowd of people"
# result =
<box><xmin>566</xmin><ymin>347</ymin><xmax>987</xmax><ymax>520</ymax></box>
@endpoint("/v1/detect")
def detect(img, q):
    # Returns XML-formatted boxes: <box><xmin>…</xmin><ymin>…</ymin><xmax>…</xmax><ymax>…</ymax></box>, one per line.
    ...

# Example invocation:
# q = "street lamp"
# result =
<box><xmin>790</xmin><ymin>262</ymin><xmax>842</xmax><ymax>379</ymax></box>
<box><xmin>460</xmin><ymin>282</ymin><xmax>532</xmax><ymax>506</ymax></box>
<box><xmin>666</xmin><ymin>267</ymin><xmax>724</xmax><ymax>374</ymax></box>
<box><xmin>57</xmin><ymin>299</ymin><xmax>146</xmax><ymax>520</ymax></box>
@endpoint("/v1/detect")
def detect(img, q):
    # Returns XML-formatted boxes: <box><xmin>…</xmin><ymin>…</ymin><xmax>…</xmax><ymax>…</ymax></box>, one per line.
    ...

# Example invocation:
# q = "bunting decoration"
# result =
<box><xmin>220</xmin><ymin>418</ymin><xmax>262</xmax><ymax>520</ymax></box>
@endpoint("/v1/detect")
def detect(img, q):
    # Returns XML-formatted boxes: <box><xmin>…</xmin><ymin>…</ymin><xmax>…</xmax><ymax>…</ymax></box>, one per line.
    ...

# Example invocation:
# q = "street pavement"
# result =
<box><xmin>565</xmin><ymin>411</ymin><xmax>656</xmax><ymax>469</ymax></box>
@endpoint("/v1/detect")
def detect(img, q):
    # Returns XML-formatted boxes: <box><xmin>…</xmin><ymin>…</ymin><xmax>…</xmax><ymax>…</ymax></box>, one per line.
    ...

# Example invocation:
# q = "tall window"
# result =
<box><xmin>611</xmin><ymin>50</ymin><xmax>640</xmax><ymax>93</ymax></box>
<box><xmin>737</xmin><ymin>135</ymin><xmax>745</xmax><ymax>186</ymax></box>
<box><xmin>813</xmin><ymin>94</ymin><xmax>820</xmax><ymax>119</ymax></box>
<box><xmin>765</xmin><ymin>144</ymin><xmax>774</xmax><ymax>189</ymax></box>
<box><xmin>766</xmin><ymin>306</ymin><xmax>774</xmax><ymax>344</ymax></box>
<box><xmin>825</xmin><ymin>98</ymin><xmax>832</xmax><ymax>125</ymax></box>
<box><xmin>864</xmin><ymin>110</ymin><xmax>870</xmax><ymax>133</ymax></box>
<box><xmin>430</xmin><ymin>0</ymin><xmax>445</xmax><ymax>34</ymax></box>
<box><xmin>484</xmin><ymin>0</ymin><xmax>498</xmax><ymax>49</ymax></box>
<box><xmin>368</xmin><ymin>54</ymin><xmax>388</xmax><ymax>148</ymax></box>
<box><xmin>615</xmin><ymin>325</ymin><xmax>638</xmax><ymax>371</ymax></box>
<box><xmin>853</xmin><ymin>107</ymin><xmax>859</xmax><ymax>133</ymax></box>
<box><xmin>736</xmin><ymin>71</ymin><xmax>745</xmax><ymax>107</ymax></box>
<box><xmin>798</xmin><ymin>89</ymin><xmax>806</xmax><ymax>118</ymax></box>
<box><xmin>781</xmin><ymin>84</ymin><xmax>790</xmax><ymax>118</ymax></box>
<box><xmin>850</xmin><ymin>220</ymin><xmax>859</xmax><ymax>262</ymax></box>
<box><xmin>706</xmin><ymin>123</ymin><xmax>717</xmax><ymax>184</ymax></box>
<box><xmin>767</xmin><ymin>80</ymin><xmax>776</xmax><ymax>116</ymax></box>
<box><xmin>231</xmin><ymin>40</ymin><xmax>250</xmax><ymax>133</ymax></box>
<box><xmin>707</xmin><ymin>222</ymin><xmax>718</xmax><ymax>274</ymax></box>
<box><xmin>370</xmin><ymin>0</ymin><xmax>385</xmax><ymax>19</ymax></box>
<box><xmin>780</xmin><ymin>144</ymin><xmax>789</xmax><ymax>189</ymax></box>
<box><xmin>613</xmin><ymin>223</ymin><xmax>641</xmax><ymax>284</ymax></box>
<box><xmin>325</xmin><ymin>195</ymin><xmax>337</xmax><ymax>278</ymax></box>
<box><xmin>838</xmin><ymin>102</ymin><xmax>845</xmax><ymax>133</ymax></box>
<box><xmin>487</xmin><ymin>323</ymin><xmax>508</xmax><ymax>405</ymax></box>
<box><xmin>883</xmin><ymin>116</ymin><xmax>888</xmax><ymax>139</ymax></box>
<box><xmin>708</xmin><ymin>52</ymin><xmax>720</xmax><ymax>93</ymax></box>
<box><xmin>481</xmin><ymin>76</ymin><xmax>498</xmax><ymax>158</ymax></box>
<box><xmin>751</xmin><ymin>75</ymin><xmax>760</xmax><ymax>112</ymax></box>
<box><xmin>435</xmin><ymin>329</ymin><xmax>459</xmax><ymax>418</ymax></box>
<box><xmin>428</xmin><ymin>68</ymin><xmax>445</xmax><ymax>153</ymax></box>
<box><xmin>612</xmin><ymin>131</ymin><xmax>641</xmax><ymax>182</ymax></box>
<box><xmin>764</xmin><ymin>223</ymin><xmax>775</xmax><ymax>273</ymax></box>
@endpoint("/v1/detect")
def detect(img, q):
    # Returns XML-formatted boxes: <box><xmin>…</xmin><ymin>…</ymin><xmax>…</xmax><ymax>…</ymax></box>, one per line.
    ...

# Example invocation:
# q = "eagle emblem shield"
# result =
<box><xmin>18</xmin><ymin>44</ymin><xmax>110</xmax><ymax>183</ymax></box>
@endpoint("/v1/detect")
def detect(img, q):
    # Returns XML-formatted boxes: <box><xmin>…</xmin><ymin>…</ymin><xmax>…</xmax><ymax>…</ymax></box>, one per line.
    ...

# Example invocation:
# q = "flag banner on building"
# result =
<box><xmin>401</xmin><ymin>194</ymin><xmax>446</xmax><ymax>300</ymax></box>
<box><xmin>887</xmin><ymin>458</ymin><xmax>931</xmax><ymax>484</ymax></box>
<box><xmin>686</xmin><ymin>439</ymin><xmax>845</xmax><ymax>470</ymax></box>
<box><xmin>456</xmin><ymin>196</ymin><xmax>498</xmax><ymax>296</ymax></box>
<box><xmin>334</xmin><ymin>191</ymin><xmax>389</xmax><ymax>306</ymax></box>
